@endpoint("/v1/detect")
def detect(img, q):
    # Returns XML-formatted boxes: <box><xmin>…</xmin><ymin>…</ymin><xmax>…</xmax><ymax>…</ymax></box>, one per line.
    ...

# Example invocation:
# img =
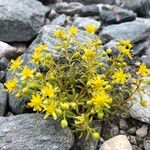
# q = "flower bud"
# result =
<box><xmin>98</xmin><ymin>112</ymin><xmax>104</xmax><ymax>119</ymax></box>
<box><xmin>105</xmin><ymin>85</ymin><xmax>112</xmax><ymax>91</ymax></box>
<box><xmin>70</xmin><ymin>102</ymin><xmax>77</xmax><ymax>109</ymax></box>
<box><xmin>56</xmin><ymin>108</ymin><xmax>63</xmax><ymax>116</ymax></box>
<box><xmin>92</xmin><ymin>132</ymin><xmax>100</xmax><ymax>140</ymax></box>
<box><xmin>61</xmin><ymin>119</ymin><xmax>68</xmax><ymax>128</ymax></box>
<box><xmin>61</xmin><ymin>103</ymin><xmax>69</xmax><ymax>110</ymax></box>
<box><xmin>36</xmin><ymin>73</ymin><xmax>43</xmax><ymax>79</ymax></box>
<box><xmin>106</xmin><ymin>48</ymin><xmax>112</xmax><ymax>54</ymax></box>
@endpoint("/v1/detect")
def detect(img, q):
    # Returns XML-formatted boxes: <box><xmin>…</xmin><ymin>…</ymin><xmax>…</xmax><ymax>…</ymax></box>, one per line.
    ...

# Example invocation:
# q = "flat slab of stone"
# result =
<box><xmin>0</xmin><ymin>113</ymin><xmax>74</xmax><ymax>150</ymax></box>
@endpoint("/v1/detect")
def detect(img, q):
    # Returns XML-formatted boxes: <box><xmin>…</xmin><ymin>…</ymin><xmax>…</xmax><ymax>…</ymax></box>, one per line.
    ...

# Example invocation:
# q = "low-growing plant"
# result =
<box><xmin>4</xmin><ymin>25</ymin><xmax>150</xmax><ymax>140</ymax></box>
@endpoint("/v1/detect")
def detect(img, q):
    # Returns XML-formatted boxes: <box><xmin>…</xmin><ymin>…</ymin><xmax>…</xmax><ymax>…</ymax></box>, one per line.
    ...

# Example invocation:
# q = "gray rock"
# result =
<box><xmin>144</xmin><ymin>140</ymin><xmax>150</xmax><ymax>150</ymax></box>
<box><xmin>6</xmin><ymin>54</ymin><xmax>35</xmax><ymax>114</ymax></box>
<box><xmin>119</xmin><ymin>119</ymin><xmax>129</xmax><ymax>130</ymax></box>
<box><xmin>80</xmin><ymin>5</ymin><xmax>99</xmax><ymax>17</ymax></box>
<box><xmin>136</xmin><ymin>124</ymin><xmax>148</xmax><ymax>137</ymax></box>
<box><xmin>64</xmin><ymin>0</ymin><xmax>116</xmax><ymax>5</ymax></box>
<box><xmin>127</xmin><ymin>127</ymin><xmax>137</xmax><ymax>134</ymax></box>
<box><xmin>118</xmin><ymin>0</ymin><xmax>150</xmax><ymax>17</ymax></box>
<box><xmin>51</xmin><ymin>14</ymin><xmax>67</xmax><ymax>26</ymax></box>
<box><xmin>0</xmin><ymin>57</ymin><xmax>9</xmax><ymax>71</ymax></box>
<box><xmin>27</xmin><ymin>25</ymin><xmax>93</xmax><ymax>57</ymax></box>
<box><xmin>0</xmin><ymin>71</ymin><xmax>6</xmax><ymax>83</ymax></box>
<box><xmin>98</xmin><ymin>4</ymin><xmax>136</xmax><ymax>24</ymax></box>
<box><xmin>0</xmin><ymin>0</ymin><xmax>49</xmax><ymax>42</ymax></box>
<box><xmin>100</xmin><ymin>135</ymin><xmax>132</xmax><ymax>150</ymax></box>
<box><xmin>55</xmin><ymin>2</ymin><xmax>84</xmax><ymax>16</ymax></box>
<box><xmin>72</xmin><ymin>121</ymin><xmax>102</xmax><ymax>150</ymax></box>
<box><xmin>141</xmin><ymin>55</ymin><xmax>150</xmax><ymax>68</ymax></box>
<box><xmin>129</xmin><ymin>135</ymin><xmax>137</xmax><ymax>145</ymax></box>
<box><xmin>0</xmin><ymin>113</ymin><xmax>74</xmax><ymax>150</ymax></box>
<box><xmin>0</xmin><ymin>83</ymin><xmax>7</xmax><ymax>116</ymax></box>
<box><xmin>132</xmin><ymin>145</ymin><xmax>142</xmax><ymax>150</ymax></box>
<box><xmin>100</xmin><ymin>18</ymin><xmax>150</xmax><ymax>43</ymax></box>
<box><xmin>0</xmin><ymin>41</ymin><xmax>18</xmax><ymax>59</ymax></box>
<box><xmin>130</xmin><ymin>83</ymin><xmax>150</xmax><ymax>124</ymax></box>
<box><xmin>73</xmin><ymin>17</ymin><xmax>101</xmax><ymax>31</ymax></box>
<box><xmin>102</xmin><ymin>123</ymin><xmax>119</xmax><ymax>139</ymax></box>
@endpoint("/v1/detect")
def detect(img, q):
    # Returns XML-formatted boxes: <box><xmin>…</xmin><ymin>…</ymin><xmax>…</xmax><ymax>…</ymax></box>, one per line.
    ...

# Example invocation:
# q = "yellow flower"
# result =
<box><xmin>42</xmin><ymin>84</ymin><xmax>56</xmax><ymax>97</ymax></box>
<box><xmin>75</xmin><ymin>114</ymin><xmax>86</xmax><ymax>125</ymax></box>
<box><xmin>28</xmin><ymin>94</ymin><xmax>43</xmax><ymax>111</ymax></box>
<box><xmin>44</xmin><ymin>103</ymin><xmax>57</xmax><ymax>119</ymax></box>
<box><xmin>21</xmin><ymin>66</ymin><xmax>34</xmax><ymax>80</ymax></box>
<box><xmin>138</xmin><ymin>63</ymin><xmax>149</xmax><ymax>76</ymax></box>
<box><xmin>34</xmin><ymin>44</ymin><xmax>48</xmax><ymax>52</ymax></box>
<box><xmin>69</xmin><ymin>26</ymin><xmax>78</xmax><ymax>35</ymax></box>
<box><xmin>9</xmin><ymin>57</ymin><xmax>22</xmax><ymax>71</ymax></box>
<box><xmin>85</xmin><ymin>25</ymin><xmax>97</xmax><ymax>33</ymax></box>
<box><xmin>117</xmin><ymin>39</ymin><xmax>133</xmax><ymax>59</ymax></box>
<box><xmin>32</xmin><ymin>50</ymin><xmax>41</xmax><ymax>64</ymax></box>
<box><xmin>84</xmin><ymin>49</ymin><xmax>96</xmax><ymax>58</ymax></box>
<box><xmin>54</xmin><ymin>29</ymin><xmax>65</xmax><ymax>38</ymax></box>
<box><xmin>91</xmin><ymin>90</ymin><xmax>112</xmax><ymax>108</ymax></box>
<box><xmin>90</xmin><ymin>75</ymin><xmax>107</xmax><ymax>91</ymax></box>
<box><xmin>112</xmin><ymin>68</ymin><xmax>130</xmax><ymax>84</ymax></box>
<box><xmin>4</xmin><ymin>77</ymin><xmax>18</xmax><ymax>92</ymax></box>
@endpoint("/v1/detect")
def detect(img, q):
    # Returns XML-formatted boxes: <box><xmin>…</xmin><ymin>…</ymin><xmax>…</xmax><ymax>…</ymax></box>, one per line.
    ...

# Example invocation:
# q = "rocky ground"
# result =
<box><xmin>0</xmin><ymin>0</ymin><xmax>150</xmax><ymax>149</ymax></box>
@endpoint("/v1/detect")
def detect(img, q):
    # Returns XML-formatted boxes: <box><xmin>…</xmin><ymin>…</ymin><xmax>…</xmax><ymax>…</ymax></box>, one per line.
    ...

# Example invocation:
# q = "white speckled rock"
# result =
<box><xmin>130</xmin><ymin>82</ymin><xmax>150</xmax><ymax>124</ymax></box>
<box><xmin>100</xmin><ymin>135</ymin><xmax>132</xmax><ymax>150</ymax></box>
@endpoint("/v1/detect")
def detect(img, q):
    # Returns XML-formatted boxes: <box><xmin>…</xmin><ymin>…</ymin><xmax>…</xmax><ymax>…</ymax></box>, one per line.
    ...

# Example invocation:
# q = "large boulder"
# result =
<box><xmin>98</xmin><ymin>4</ymin><xmax>136</xmax><ymax>24</ymax></box>
<box><xmin>0</xmin><ymin>83</ymin><xmax>7</xmax><ymax>116</ymax></box>
<box><xmin>130</xmin><ymin>83</ymin><xmax>150</xmax><ymax>124</ymax></box>
<box><xmin>0</xmin><ymin>0</ymin><xmax>49</xmax><ymax>42</ymax></box>
<box><xmin>0</xmin><ymin>113</ymin><xmax>74</xmax><ymax>150</ymax></box>
<box><xmin>100</xmin><ymin>18</ymin><xmax>150</xmax><ymax>43</ymax></box>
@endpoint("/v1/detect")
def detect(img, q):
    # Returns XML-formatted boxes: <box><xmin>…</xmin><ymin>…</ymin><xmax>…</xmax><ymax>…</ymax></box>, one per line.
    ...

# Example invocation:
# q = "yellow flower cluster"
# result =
<box><xmin>5</xmin><ymin>25</ymin><xmax>149</xmax><ymax>141</ymax></box>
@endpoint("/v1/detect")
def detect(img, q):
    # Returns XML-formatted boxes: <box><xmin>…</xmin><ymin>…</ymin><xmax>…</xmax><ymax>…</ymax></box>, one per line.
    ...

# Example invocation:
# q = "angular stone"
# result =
<box><xmin>0</xmin><ymin>57</ymin><xmax>9</xmax><ymax>71</ymax></box>
<box><xmin>136</xmin><ymin>124</ymin><xmax>148</xmax><ymax>137</ymax></box>
<box><xmin>130</xmin><ymin>83</ymin><xmax>150</xmax><ymax>124</ymax></box>
<box><xmin>118</xmin><ymin>0</ymin><xmax>150</xmax><ymax>17</ymax></box>
<box><xmin>0</xmin><ymin>83</ymin><xmax>7</xmax><ymax>116</ymax></box>
<box><xmin>100</xmin><ymin>18</ymin><xmax>150</xmax><ymax>43</ymax></box>
<box><xmin>0</xmin><ymin>41</ymin><xmax>17</xmax><ymax>59</ymax></box>
<box><xmin>80</xmin><ymin>5</ymin><xmax>99</xmax><ymax>17</ymax></box>
<box><xmin>64</xmin><ymin>0</ymin><xmax>116</xmax><ymax>5</ymax></box>
<box><xmin>99</xmin><ymin>135</ymin><xmax>132</xmax><ymax>150</ymax></box>
<box><xmin>98</xmin><ymin>4</ymin><xmax>136</xmax><ymax>24</ymax></box>
<box><xmin>144</xmin><ymin>140</ymin><xmax>150</xmax><ymax>150</ymax></box>
<box><xmin>51</xmin><ymin>14</ymin><xmax>67</xmax><ymax>26</ymax></box>
<box><xmin>0</xmin><ymin>0</ymin><xmax>49</xmax><ymax>42</ymax></box>
<box><xmin>73</xmin><ymin>17</ymin><xmax>101</xmax><ymax>31</ymax></box>
<box><xmin>0</xmin><ymin>113</ymin><xmax>74</xmax><ymax>150</ymax></box>
<box><xmin>55</xmin><ymin>2</ymin><xmax>84</xmax><ymax>16</ymax></box>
